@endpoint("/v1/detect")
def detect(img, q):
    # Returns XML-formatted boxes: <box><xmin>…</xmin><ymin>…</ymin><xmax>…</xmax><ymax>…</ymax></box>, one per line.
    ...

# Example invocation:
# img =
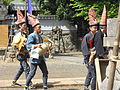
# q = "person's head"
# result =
<box><xmin>89</xmin><ymin>23</ymin><xmax>98</xmax><ymax>34</ymax></box>
<box><xmin>100</xmin><ymin>5</ymin><xmax>107</xmax><ymax>33</ymax></box>
<box><xmin>33</xmin><ymin>24</ymin><xmax>41</xmax><ymax>34</ymax></box>
<box><xmin>18</xmin><ymin>22</ymin><xmax>27</xmax><ymax>33</ymax></box>
<box><xmin>100</xmin><ymin>25</ymin><xmax>107</xmax><ymax>33</ymax></box>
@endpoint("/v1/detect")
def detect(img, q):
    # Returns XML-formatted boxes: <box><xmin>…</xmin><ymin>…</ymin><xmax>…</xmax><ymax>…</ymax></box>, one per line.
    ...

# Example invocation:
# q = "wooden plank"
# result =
<box><xmin>95</xmin><ymin>58</ymin><xmax>102</xmax><ymax>90</ymax></box>
<box><xmin>99</xmin><ymin>58</ymin><xmax>120</xmax><ymax>62</ymax></box>
<box><xmin>95</xmin><ymin>58</ymin><xmax>109</xmax><ymax>90</ymax></box>
<box><xmin>0</xmin><ymin>25</ymin><xmax>8</xmax><ymax>47</ymax></box>
<box><xmin>99</xmin><ymin>59</ymin><xmax>111</xmax><ymax>61</ymax></box>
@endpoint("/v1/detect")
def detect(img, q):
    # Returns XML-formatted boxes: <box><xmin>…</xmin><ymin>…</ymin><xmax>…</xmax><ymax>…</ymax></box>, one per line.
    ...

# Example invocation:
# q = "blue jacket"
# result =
<box><xmin>27</xmin><ymin>32</ymin><xmax>44</xmax><ymax>64</ymax></box>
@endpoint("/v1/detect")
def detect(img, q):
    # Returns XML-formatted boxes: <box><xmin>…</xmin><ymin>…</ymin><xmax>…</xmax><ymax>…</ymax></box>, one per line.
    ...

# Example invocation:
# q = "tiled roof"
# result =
<box><xmin>38</xmin><ymin>15</ymin><xmax>56</xmax><ymax>20</ymax></box>
<box><xmin>10</xmin><ymin>3</ymin><xmax>40</xmax><ymax>11</ymax></box>
<box><xmin>10</xmin><ymin>0</ymin><xmax>39</xmax><ymax>11</ymax></box>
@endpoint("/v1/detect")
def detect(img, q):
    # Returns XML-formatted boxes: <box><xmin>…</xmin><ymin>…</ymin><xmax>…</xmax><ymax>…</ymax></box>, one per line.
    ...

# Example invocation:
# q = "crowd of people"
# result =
<box><xmin>11</xmin><ymin>5</ymin><xmax>108</xmax><ymax>90</ymax></box>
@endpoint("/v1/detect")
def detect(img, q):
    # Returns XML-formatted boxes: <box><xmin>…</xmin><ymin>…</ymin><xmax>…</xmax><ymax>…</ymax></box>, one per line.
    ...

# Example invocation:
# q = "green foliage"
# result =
<box><xmin>39</xmin><ymin>9</ymin><xmax>51</xmax><ymax>15</ymax></box>
<box><xmin>8</xmin><ymin>0</ymin><xmax>119</xmax><ymax>23</ymax></box>
<box><xmin>69</xmin><ymin>0</ymin><xmax>119</xmax><ymax>22</ymax></box>
<box><xmin>3</xmin><ymin>0</ymin><xmax>14</xmax><ymax>6</ymax></box>
<box><xmin>43</xmin><ymin>0</ymin><xmax>58</xmax><ymax>14</ymax></box>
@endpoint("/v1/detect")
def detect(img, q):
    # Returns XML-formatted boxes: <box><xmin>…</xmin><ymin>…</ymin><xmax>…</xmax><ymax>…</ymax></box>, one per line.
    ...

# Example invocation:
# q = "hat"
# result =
<box><xmin>88</xmin><ymin>8</ymin><xmax>98</xmax><ymax>26</ymax></box>
<box><xmin>27</xmin><ymin>13</ymin><xmax>40</xmax><ymax>27</ymax></box>
<box><xmin>100</xmin><ymin>5</ymin><xmax>107</xmax><ymax>26</ymax></box>
<box><xmin>15</xmin><ymin>9</ymin><xmax>25</xmax><ymax>24</ymax></box>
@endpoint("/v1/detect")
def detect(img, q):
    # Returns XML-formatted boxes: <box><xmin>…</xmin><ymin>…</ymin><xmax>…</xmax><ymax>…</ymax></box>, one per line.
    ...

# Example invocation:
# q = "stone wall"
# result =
<box><xmin>43</xmin><ymin>30</ymin><xmax>78</xmax><ymax>53</ymax></box>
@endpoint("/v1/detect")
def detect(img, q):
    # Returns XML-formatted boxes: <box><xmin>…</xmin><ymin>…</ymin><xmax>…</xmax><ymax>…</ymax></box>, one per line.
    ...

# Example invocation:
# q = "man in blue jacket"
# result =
<box><xmin>25</xmin><ymin>14</ymin><xmax>48</xmax><ymax>90</ymax></box>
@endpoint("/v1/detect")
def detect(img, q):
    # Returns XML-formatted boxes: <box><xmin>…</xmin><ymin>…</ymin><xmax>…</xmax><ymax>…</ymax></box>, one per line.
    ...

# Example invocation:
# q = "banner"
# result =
<box><xmin>28</xmin><ymin>0</ymin><xmax>32</xmax><ymax>14</ymax></box>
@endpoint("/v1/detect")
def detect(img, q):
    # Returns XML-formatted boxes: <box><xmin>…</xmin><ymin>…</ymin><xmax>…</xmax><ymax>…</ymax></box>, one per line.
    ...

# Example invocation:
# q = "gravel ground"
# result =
<box><xmin>0</xmin><ymin>53</ymin><xmax>86</xmax><ymax>90</ymax></box>
<box><xmin>0</xmin><ymin>55</ymin><xmax>87</xmax><ymax>80</ymax></box>
<box><xmin>0</xmin><ymin>85</ymin><xmax>84</xmax><ymax>90</ymax></box>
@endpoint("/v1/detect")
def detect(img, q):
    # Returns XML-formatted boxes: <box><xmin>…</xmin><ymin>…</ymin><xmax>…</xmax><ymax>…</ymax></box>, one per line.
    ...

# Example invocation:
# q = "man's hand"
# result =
<box><xmin>84</xmin><ymin>63</ymin><xmax>89</xmax><ymax>67</ymax></box>
<box><xmin>33</xmin><ymin>44</ymin><xmax>43</xmax><ymax>49</ymax></box>
<box><xmin>89</xmin><ymin>51</ymin><xmax>96</xmax><ymax>64</ymax></box>
<box><xmin>38</xmin><ymin>44</ymin><xmax>43</xmax><ymax>48</ymax></box>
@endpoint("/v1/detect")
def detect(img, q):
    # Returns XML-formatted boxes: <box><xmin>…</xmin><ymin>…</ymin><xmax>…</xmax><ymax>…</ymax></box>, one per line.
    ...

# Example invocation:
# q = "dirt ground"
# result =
<box><xmin>0</xmin><ymin>85</ymin><xmax>84</xmax><ymax>90</ymax></box>
<box><xmin>0</xmin><ymin>53</ymin><xmax>87</xmax><ymax>80</ymax></box>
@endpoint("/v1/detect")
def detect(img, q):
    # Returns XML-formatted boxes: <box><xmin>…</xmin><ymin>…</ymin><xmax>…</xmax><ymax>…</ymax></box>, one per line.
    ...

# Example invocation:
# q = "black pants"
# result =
<box><xmin>84</xmin><ymin>55</ymin><xmax>96</xmax><ymax>90</ymax></box>
<box><xmin>26</xmin><ymin>60</ymin><xmax>48</xmax><ymax>87</ymax></box>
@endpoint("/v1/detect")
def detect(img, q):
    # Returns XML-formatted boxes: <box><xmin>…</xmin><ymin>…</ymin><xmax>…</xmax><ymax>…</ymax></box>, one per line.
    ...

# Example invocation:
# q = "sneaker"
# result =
<box><xmin>11</xmin><ymin>81</ymin><xmax>21</xmax><ymax>86</ymax></box>
<box><xmin>29</xmin><ymin>82</ymin><xmax>35</xmax><ymax>89</ymax></box>
<box><xmin>24</xmin><ymin>86</ymin><xmax>30</xmax><ymax>90</ymax></box>
<box><xmin>29</xmin><ymin>85</ymin><xmax>36</xmax><ymax>89</ymax></box>
<box><xmin>43</xmin><ymin>85</ymin><xmax>48</xmax><ymax>90</ymax></box>
<box><xmin>84</xmin><ymin>86</ymin><xmax>89</xmax><ymax>90</ymax></box>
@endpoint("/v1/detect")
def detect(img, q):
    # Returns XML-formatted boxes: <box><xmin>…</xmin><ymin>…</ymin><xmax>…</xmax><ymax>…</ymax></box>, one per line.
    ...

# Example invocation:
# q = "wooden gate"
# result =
<box><xmin>0</xmin><ymin>25</ymin><xmax>8</xmax><ymax>47</ymax></box>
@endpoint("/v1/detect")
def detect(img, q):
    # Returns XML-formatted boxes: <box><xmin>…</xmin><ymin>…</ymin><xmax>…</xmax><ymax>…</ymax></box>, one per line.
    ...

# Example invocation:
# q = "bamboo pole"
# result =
<box><xmin>106</xmin><ymin>3</ymin><xmax>120</xmax><ymax>90</ymax></box>
<box><xmin>25</xmin><ymin>0</ymin><xmax>27</xmax><ymax>20</ymax></box>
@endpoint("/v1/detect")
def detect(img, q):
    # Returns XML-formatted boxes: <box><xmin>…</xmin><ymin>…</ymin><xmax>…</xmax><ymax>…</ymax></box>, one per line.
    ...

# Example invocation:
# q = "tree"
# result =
<box><xmin>3</xmin><ymin>0</ymin><xmax>14</xmax><ymax>6</ymax></box>
<box><xmin>69</xmin><ymin>0</ymin><xmax>119</xmax><ymax>22</ymax></box>
<box><xmin>18</xmin><ymin>0</ymin><xmax>120</xmax><ymax>25</ymax></box>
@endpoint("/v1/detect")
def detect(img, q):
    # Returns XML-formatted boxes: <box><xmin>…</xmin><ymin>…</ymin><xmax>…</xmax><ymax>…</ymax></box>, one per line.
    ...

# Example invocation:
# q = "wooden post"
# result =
<box><xmin>58</xmin><ymin>27</ymin><xmax>61</xmax><ymax>52</ymax></box>
<box><xmin>95</xmin><ymin>58</ymin><xmax>102</xmax><ymax>89</ymax></box>
<box><xmin>60</xmin><ymin>26</ymin><xmax>66</xmax><ymax>53</ymax></box>
<box><xmin>107</xmin><ymin>3</ymin><xmax>120</xmax><ymax>90</ymax></box>
<box><xmin>25</xmin><ymin>0</ymin><xmax>27</xmax><ymax>19</ymax></box>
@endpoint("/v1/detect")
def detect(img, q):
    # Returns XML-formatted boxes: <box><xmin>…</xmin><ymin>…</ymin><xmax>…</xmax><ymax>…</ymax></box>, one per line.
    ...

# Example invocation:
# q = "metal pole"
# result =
<box><xmin>107</xmin><ymin>3</ymin><xmax>120</xmax><ymax>90</ymax></box>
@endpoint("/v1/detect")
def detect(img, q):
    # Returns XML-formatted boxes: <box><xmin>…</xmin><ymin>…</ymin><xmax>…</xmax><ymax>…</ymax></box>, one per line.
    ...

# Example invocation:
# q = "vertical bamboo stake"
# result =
<box><xmin>25</xmin><ymin>0</ymin><xmax>27</xmax><ymax>20</ymax></box>
<box><xmin>107</xmin><ymin>3</ymin><xmax>120</xmax><ymax>90</ymax></box>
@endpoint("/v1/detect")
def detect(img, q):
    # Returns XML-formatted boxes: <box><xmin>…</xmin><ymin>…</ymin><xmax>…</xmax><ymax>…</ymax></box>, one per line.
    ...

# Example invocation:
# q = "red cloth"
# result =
<box><xmin>80</xmin><ymin>38</ymin><xmax>83</xmax><ymax>42</ymax></box>
<box><xmin>89</xmin><ymin>39</ymin><xmax>93</xmax><ymax>48</ymax></box>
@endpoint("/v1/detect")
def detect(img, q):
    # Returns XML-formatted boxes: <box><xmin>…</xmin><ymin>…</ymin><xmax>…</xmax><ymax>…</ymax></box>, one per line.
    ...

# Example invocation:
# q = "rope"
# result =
<box><xmin>112</xmin><ymin>55</ymin><xmax>119</xmax><ymax>59</ymax></box>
